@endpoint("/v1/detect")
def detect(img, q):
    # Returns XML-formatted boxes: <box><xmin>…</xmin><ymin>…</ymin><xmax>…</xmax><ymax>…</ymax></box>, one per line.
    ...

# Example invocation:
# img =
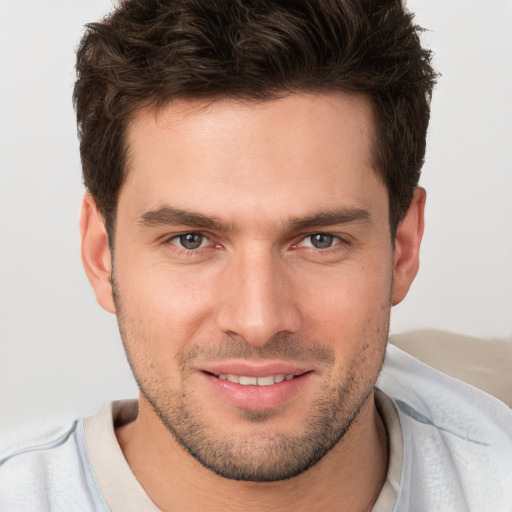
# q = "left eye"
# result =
<box><xmin>300</xmin><ymin>233</ymin><xmax>340</xmax><ymax>249</ymax></box>
<box><xmin>171</xmin><ymin>233</ymin><xmax>208</xmax><ymax>250</ymax></box>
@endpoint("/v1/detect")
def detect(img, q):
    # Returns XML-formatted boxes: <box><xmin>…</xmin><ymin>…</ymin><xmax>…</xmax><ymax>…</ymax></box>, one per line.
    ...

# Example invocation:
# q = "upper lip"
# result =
<box><xmin>198</xmin><ymin>360</ymin><xmax>311</xmax><ymax>378</ymax></box>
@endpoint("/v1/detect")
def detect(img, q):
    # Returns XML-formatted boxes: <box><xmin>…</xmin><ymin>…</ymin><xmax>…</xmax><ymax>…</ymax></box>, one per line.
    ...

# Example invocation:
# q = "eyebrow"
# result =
<box><xmin>138</xmin><ymin>207</ymin><xmax>236</xmax><ymax>232</ymax></box>
<box><xmin>289</xmin><ymin>208</ymin><xmax>372</xmax><ymax>231</ymax></box>
<box><xmin>137</xmin><ymin>205</ymin><xmax>372</xmax><ymax>232</ymax></box>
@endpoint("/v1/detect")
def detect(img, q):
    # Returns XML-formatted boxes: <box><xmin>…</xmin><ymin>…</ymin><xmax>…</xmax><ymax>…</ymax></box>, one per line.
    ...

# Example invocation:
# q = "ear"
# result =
<box><xmin>80</xmin><ymin>193</ymin><xmax>116</xmax><ymax>314</ymax></box>
<box><xmin>391</xmin><ymin>187</ymin><xmax>426</xmax><ymax>306</ymax></box>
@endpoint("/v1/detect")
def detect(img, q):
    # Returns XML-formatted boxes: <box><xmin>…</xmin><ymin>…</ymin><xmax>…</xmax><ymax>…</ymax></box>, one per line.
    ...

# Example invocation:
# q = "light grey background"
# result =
<box><xmin>1</xmin><ymin>0</ymin><xmax>511</xmax><ymax>436</ymax></box>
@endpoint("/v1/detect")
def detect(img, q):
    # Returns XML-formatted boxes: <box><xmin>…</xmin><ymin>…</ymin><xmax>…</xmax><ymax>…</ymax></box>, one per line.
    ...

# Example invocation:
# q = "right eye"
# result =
<box><xmin>169</xmin><ymin>233</ymin><xmax>209</xmax><ymax>250</ymax></box>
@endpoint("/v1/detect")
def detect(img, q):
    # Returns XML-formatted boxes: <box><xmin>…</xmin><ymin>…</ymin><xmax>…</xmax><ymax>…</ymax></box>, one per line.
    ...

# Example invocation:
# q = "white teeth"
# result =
<box><xmin>239</xmin><ymin>376</ymin><xmax>258</xmax><ymax>385</ymax></box>
<box><xmin>217</xmin><ymin>373</ymin><xmax>296</xmax><ymax>385</ymax></box>
<box><xmin>256</xmin><ymin>376</ymin><xmax>275</xmax><ymax>386</ymax></box>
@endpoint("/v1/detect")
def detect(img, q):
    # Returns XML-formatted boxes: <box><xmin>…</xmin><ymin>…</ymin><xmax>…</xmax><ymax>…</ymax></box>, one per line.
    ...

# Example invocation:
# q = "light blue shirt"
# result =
<box><xmin>1</xmin><ymin>345</ymin><xmax>511</xmax><ymax>511</ymax></box>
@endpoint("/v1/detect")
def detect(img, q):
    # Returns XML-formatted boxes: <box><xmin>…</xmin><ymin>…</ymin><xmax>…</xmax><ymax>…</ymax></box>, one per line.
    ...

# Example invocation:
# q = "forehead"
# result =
<box><xmin>120</xmin><ymin>93</ymin><xmax>386</xmax><ymax>229</ymax></box>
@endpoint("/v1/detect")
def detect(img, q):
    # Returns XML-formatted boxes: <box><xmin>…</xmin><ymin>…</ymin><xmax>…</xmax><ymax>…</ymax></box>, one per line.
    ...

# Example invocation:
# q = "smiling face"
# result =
<box><xmin>81</xmin><ymin>92</ymin><xmax>424</xmax><ymax>482</ymax></box>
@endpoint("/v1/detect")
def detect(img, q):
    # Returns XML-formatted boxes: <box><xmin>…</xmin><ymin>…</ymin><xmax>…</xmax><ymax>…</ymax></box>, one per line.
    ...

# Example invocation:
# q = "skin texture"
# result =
<box><xmin>81</xmin><ymin>92</ymin><xmax>425</xmax><ymax>511</ymax></box>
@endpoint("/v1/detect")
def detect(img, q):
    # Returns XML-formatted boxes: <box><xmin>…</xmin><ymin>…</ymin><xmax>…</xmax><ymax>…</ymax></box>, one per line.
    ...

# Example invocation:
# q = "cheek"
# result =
<box><xmin>114</xmin><ymin>257</ymin><xmax>218</xmax><ymax>352</ymax></box>
<box><xmin>299</xmin><ymin>259</ymin><xmax>392</xmax><ymax>322</ymax></box>
<box><xmin>295</xmin><ymin>258</ymin><xmax>392</xmax><ymax>360</ymax></box>
<box><xmin>113</xmin><ymin>267</ymin><xmax>216</xmax><ymax>392</ymax></box>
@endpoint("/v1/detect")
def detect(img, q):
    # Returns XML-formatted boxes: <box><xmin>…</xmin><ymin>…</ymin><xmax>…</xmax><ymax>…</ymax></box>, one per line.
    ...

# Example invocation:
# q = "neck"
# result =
<box><xmin>116</xmin><ymin>391</ymin><xmax>388</xmax><ymax>512</ymax></box>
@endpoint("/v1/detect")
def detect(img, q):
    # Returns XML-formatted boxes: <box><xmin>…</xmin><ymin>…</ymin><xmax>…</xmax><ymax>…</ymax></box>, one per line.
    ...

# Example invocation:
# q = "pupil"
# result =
<box><xmin>180</xmin><ymin>233</ymin><xmax>203</xmax><ymax>249</ymax></box>
<box><xmin>312</xmin><ymin>233</ymin><xmax>333</xmax><ymax>249</ymax></box>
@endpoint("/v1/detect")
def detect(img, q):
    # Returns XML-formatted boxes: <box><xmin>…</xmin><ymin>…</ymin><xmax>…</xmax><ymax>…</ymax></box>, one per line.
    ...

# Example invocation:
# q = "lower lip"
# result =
<box><xmin>200</xmin><ymin>372</ymin><xmax>313</xmax><ymax>410</ymax></box>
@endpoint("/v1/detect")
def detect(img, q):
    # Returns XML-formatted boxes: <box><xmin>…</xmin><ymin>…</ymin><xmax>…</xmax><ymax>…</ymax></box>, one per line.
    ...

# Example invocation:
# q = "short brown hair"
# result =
<box><xmin>74</xmin><ymin>0</ymin><xmax>436</xmax><ymax>238</ymax></box>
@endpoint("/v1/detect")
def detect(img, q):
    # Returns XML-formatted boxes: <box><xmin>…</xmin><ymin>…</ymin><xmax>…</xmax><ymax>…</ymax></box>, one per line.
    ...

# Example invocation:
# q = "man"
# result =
<box><xmin>1</xmin><ymin>0</ymin><xmax>511</xmax><ymax>510</ymax></box>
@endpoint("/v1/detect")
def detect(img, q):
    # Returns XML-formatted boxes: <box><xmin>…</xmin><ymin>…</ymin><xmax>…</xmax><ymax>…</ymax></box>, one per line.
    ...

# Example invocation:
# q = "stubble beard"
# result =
<box><xmin>139</xmin><ymin>364</ymin><xmax>374</xmax><ymax>482</ymax></box>
<box><xmin>112</xmin><ymin>278</ymin><xmax>389</xmax><ymax>482</ymax></box>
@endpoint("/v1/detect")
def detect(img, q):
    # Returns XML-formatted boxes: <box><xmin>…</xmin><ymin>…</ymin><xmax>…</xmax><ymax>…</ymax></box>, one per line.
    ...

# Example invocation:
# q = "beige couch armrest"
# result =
<box><xmin>390</xmin><ymin>329</ymin><xmax>512</xmax><ymax>407</ymax></box>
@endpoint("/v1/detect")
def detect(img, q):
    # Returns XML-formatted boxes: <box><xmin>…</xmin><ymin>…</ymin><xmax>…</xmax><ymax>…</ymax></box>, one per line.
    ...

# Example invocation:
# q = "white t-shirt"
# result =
<box><xmin>1</xmin><ymin>344</ymin><xmax>511</xmax><ymax>511</ymax></box>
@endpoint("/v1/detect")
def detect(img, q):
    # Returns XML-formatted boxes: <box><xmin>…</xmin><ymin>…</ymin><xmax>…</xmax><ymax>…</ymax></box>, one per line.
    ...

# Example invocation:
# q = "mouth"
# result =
<box><xmin>199</xmin><ymin>366</ymin><xmax>313</xmax><ymax>410</ymax></box>
<box><xmin>206</xmin><ymin>371</ymin><xmax>306</xmax><ymax>386</ymax></box>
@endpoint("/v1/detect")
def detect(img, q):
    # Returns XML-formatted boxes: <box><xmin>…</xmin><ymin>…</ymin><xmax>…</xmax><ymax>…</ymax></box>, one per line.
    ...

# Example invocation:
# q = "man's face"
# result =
<box><xmin>105</xmin><ymin>93</ymin><xmax>397</xmax><ymax>481</ymax></box>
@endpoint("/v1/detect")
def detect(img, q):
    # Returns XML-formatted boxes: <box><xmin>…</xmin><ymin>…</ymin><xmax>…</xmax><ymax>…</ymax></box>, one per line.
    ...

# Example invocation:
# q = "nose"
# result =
<box><xmin>214</xmin><ymin>246</ymin><xmax>302</xmax><ymax>347</ymax></box>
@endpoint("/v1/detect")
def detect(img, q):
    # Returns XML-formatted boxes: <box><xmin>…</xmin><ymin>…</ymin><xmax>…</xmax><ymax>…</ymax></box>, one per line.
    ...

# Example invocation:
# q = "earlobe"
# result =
<box><xmin>391</xmin><ymin>187</ymin><xmax>426</xmax><ymax>306</ymax></box>
<box><xmin>80</xmin><ymin>193</ymin><xmax>116</xmax><ymax>314</ymax></box>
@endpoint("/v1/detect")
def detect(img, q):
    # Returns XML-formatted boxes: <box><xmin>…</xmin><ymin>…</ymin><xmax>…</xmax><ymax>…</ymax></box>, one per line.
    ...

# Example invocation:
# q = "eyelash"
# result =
<box><xmin>163</xmin><ymin>231</ymin><xmax>350</xmax><ymax>256</ymax></box>
<box><xmin>163</xmin><ymin>232</ymin><xmax>217</xmax><ymax>256</ymax></box>
<box><xmin>294</xmin><ymin>233</ymin><xmax>344</xmax><ymax>250</ymax></box>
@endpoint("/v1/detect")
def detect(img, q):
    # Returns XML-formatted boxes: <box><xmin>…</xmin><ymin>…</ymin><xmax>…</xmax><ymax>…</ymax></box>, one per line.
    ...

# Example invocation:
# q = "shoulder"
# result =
<box><xmin>378</xmin><ymin>343</ymin><xmax>512</xmax><ymax>511</ymax></box>
<box><xmin>0</xmin><ymin>419</ymin><xmax>107</xmax><ymax>512</ymax></box>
